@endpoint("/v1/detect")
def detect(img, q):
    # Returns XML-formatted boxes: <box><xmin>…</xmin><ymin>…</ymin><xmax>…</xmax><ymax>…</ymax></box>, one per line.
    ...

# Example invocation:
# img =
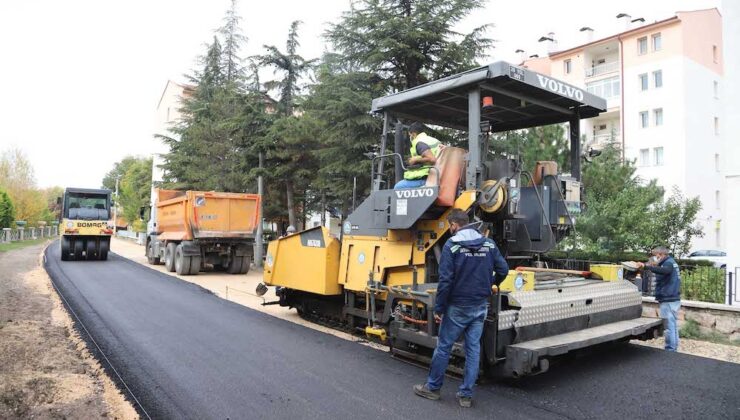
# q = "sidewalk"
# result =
<box><xmin>110</xmin><ymin>237</ymin><xmax>386</xmax><ymax>351</ymax></box>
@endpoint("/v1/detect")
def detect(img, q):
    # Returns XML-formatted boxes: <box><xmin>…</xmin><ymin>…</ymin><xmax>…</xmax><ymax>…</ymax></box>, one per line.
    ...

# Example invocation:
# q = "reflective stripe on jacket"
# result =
<box><xmin>404</xmin><ymin>132</ymin><xmax>440</xmax><ymax>180</ymax></box>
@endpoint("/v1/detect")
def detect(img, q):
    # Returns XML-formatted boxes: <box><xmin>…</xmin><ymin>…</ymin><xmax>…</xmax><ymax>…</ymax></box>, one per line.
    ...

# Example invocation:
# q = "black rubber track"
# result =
<box><xmin>43</xmin><ymin>242</ymin><xmax>740</xmax><ymax>419</ymax></box>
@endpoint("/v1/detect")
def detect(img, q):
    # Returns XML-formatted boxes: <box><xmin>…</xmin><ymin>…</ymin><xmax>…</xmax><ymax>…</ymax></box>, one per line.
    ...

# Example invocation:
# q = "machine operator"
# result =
<box><xmin>393</xmin><ymin>122</ymin><xmax>441</xmax><ymax>189</ymax></box>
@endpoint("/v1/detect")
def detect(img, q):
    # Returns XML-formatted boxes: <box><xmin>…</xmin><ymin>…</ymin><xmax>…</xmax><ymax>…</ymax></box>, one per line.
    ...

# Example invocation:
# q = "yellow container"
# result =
<box><xmin>590</xmin><ymin>264</ymin><xmax>624</xmax><ymax>281</ymax></box>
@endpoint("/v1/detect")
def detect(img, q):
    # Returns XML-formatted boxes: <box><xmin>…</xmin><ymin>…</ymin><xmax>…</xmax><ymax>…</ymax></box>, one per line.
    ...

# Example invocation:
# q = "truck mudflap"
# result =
<box><xmin>179</xmin><ymin>241</ymin><xmax>202</xmax><ymax>257</ymax></box>
<box><xmin>504</xmin><ymin>317</ymin><xmax>664</xmax><ymax>377</ymax></box>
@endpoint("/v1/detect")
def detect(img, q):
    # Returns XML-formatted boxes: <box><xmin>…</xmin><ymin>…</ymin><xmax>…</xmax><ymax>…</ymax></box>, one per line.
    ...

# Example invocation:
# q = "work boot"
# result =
<box><xmin>413</xmin><ymin>384</ymin><xmax>441</xmax><ymax>400</ymax></box>
<box><xmin>456</xmin><ymin>393</ymin><xmax>472</xmax><ymax>408</ymax></box>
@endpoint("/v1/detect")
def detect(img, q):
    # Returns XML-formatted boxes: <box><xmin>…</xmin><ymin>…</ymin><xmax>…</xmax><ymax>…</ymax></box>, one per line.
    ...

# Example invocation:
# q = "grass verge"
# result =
<box><xmin>0</xmin><ymin>238</ymin><xmax>50</xmax><ymax>252</ymax></box>
<box><xmin>681</xmin><ymin>319</ymin><xmax>740</xmax><ymax>347</ymax></box>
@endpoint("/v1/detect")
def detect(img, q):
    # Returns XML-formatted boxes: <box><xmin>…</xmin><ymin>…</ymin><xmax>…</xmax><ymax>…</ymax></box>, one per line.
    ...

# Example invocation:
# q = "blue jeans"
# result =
<box><xmin>426</xmin><ymin>303</ymin><xmax>488</xmax><ymax>398</ymax></box>
<box><xmin>660</xmin><ymin>301</ymin><xmax>681</xmax><ymax>351</ymax></box>
<box><xmin>394</xmin><ymin>178</ymin><xmax>426</xmax><ymax>189</ymax></box>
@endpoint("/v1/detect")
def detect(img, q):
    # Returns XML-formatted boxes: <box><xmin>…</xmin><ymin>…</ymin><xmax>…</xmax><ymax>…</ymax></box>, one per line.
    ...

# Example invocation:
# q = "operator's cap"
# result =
<box><xmin>286</xmin><ymin>225</ymin><xmax>296</xmax><ymax>234</ymax></box>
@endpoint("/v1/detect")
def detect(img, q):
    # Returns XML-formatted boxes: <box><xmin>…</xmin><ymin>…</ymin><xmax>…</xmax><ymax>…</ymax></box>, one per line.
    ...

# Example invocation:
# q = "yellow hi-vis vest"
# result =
<box><xmin>404</xmin><ymin>133</ymin><xmax>441</xmax><ymax>180</ymax></box>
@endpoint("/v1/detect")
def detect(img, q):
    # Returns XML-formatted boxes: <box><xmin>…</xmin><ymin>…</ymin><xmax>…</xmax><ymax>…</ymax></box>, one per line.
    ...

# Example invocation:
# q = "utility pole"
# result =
<box><xmin>113</xmin><ymin>176</ymin><xmax>119</xmax><ymax>234</ymax></box>
<box><xmin>255</xmin><ymin>151</ymin><xmax>264</xmax><ymax>267</ymax></box>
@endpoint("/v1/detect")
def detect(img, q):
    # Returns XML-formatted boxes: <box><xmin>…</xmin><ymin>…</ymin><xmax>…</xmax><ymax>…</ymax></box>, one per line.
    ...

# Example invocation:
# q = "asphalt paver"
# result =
<box><xmin>43</xmin><ymin>243</ymin><xmax>740</xmax><ymax>419</ymax></box>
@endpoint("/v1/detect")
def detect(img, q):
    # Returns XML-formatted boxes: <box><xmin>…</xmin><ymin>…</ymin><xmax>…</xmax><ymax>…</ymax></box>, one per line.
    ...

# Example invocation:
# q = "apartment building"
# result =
<box><xmin>523</xmin><ymin>9</ymin><xmax>725</xmax><ymax>251</ymax></box>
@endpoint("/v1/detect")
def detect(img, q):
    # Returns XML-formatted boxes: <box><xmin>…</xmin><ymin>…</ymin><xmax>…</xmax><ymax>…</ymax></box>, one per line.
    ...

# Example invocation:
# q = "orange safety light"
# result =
<box><xmin>482</xmin><ymin>96</ymin><xmax>494</xmax><ymax>111</ymax></box>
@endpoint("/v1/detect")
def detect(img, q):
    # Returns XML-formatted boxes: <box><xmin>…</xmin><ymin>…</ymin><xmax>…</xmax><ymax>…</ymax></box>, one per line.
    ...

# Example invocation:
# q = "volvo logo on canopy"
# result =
<box><xmin>536</xmin><ymin>74</ymin><xmax>584</xmax><ymax>101</ymax></box>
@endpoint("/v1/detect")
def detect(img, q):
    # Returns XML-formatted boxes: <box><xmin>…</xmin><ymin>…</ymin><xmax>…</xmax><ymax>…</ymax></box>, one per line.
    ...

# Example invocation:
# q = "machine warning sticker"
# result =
<box><xmin>195</xmin><ymin>196</ymin><xmax>206</xmax><ymax>207</ymax></box>
<box><xmin>509</xmin><ymin>66</ymin><xmax>525</xmax><ymax>81</ymax></box>
<box><xmin>307</xmin><ymin>239</ymin><xmax>322</xmax><ymax>247</ymax></box>
<box><xmin>396</xmin><ymin>199</ymin><xmax>408</xmax><ymax>215</ymax></box>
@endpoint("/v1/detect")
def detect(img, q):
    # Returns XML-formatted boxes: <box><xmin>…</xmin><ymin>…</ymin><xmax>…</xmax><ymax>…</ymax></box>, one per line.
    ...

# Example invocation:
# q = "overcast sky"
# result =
<box><xmin>0</xmin><ymin>0</ymin><xmax>718</xmax><ymax>189</ymax></box>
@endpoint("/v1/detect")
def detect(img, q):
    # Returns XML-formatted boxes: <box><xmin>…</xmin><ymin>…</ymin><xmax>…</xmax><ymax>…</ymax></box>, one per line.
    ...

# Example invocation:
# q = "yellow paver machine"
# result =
<box><xmin>261</xmin><ymin>62</ymin><xmax>663</xmax><ymax>377</ymax></box>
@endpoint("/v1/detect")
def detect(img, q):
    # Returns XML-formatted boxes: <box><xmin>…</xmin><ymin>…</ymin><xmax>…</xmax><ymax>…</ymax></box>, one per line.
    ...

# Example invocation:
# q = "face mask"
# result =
<box><xmin>651</xmin><ymin>256</ymin><xmax>660</xmax><ymax>263</ymax></box>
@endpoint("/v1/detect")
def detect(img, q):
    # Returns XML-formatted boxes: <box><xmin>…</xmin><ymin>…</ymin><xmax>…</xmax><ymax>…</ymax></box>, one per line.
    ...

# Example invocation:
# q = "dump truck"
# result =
<box><xmin>59</xmin><ymin>187</ymin><xmax>113</xmax><ymax>261</ymax></box>
<box><xmin>261</xmin><ymin>62</ymin><xmax>663</xmax><ymax>378</ymax></box>
<box><xmin>144</xmin><ymin>189</ymin><xmax>261</xmax><ymax>275</ymax></box>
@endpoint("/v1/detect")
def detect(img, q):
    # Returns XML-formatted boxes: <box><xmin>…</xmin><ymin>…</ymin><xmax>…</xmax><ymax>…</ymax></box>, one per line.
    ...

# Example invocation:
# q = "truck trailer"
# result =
<box><xmin>144</xmin><ymin>189</ymin><xmax>261</xmax><ymax>275</ymax></box>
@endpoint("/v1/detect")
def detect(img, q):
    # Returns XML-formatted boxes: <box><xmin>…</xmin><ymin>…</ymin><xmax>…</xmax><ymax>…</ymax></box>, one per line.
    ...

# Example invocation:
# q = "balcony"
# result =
<box><xmin>589</xmin><ymin>133</ymin><xmax>621</xmax><ymax>146</ymax></box>
<box><xmin>585</xmin><ymin>61</ymin><xmax>619</xmax><ymax>78</ymax></box>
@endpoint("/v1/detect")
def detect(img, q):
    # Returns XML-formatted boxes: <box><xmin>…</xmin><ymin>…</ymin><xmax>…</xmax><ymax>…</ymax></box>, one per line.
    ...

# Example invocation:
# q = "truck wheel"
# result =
<box><xmin>99</xmin><ymin>238</ymin><xmax>109</xmax><ymax>261</ymax></box>
<box><xmin>86</xmin><ymin>240</ymin><xmax>97</xmax><ymax>260</ymax></box>
<box><xmin>188</xmin><ymin>256</ymin><xmax>202</xmax><ymax>275</ymax></box>
<box><xmin>240</xmin><ymin>255</ymin><xmax>250</xmax><ymax>274</ymax></box>
<box><xmin>165</xmin><ymin>243</ymin><xmax>177</xmax><ymax>272</ymax></box>
<box><xmin>227</xmin><ymin>256</ymin><xmax>243</xmax><ymax>274</ymax></box>
<box><xmin>175</xmin><ymin>244</ymin><xmax>200</xmax><ymax>275</ymax></box>
<box><xmin>147</xmin><ymin>242</ymin><xmax>160</xmax><ymax>265</ymax></box>
<box><xmin>61</xmin><ymin>237</ymin><xmax>71</xmax><ymax>261</ymax></box>
<box><xmin>174</xmin><ymin>245</ymin><xmax>187</xmax><ymax>275</ymax></box>
<box><xmin>73</xmin><ymin>240</ymin><xmax>84</xmax><ymax>260</ymax></box>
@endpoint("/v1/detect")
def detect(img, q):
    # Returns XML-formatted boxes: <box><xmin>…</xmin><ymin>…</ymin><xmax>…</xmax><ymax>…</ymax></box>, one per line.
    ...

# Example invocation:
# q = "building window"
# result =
<box><xmin>715</xmin><ymin>153</ymin><xmax>720</xmax><ymax>171</ymax></box>
<box><xmin>586</xmin><ymin>76</ymin><xmax>621</xmax><ymax>99</ymax></box>
<box><xmin>654</xmin><ymin>108</ymin><xmax>663</xmax><ymax>126</ymax></box>
<box><xmin>639</xmin><ymin>149</ymin><xmax>650</xmax><ymax>166</ymax></box>
<box><xmin>652</xmin><ymin>33</ymin><xmax>662</xmax><ymax>51</ymax></box>
<box><xmin>639</xmin><ymin>73</ymin><xmax>648</xmax><ymax>91</ymax></box>
<box><xmin>638</xmin><ymin>37</ymin><xmax>648</xmax><ymax>55</ymax></box>
<box><xmin>715</xmin><ymin>190</ymin><xmax>720</xmax><ymax>210</ymax></box>
<box><xmin>653</xmin><ymin>147</ymin><xmax>664</xmax><ymax>166</ymax></box>
<box><xmin>713</xmin><ymin>81</ymin><xmax>719</xmax><ymax>98</ymax></box>
<box><xmin>564</xmin><ymin>59</ymin><xmax>572</xmax><ymax>74</ymax></box>
<box><xmin>714</xmin><ymin>117</ymin><xmax>719</xmax><ymax>135</ymax></box>
<box><xmin>653</xmin><ymin>70</ymin><xmax>663</xmax><ymax>88</ymax></box>
<box><xmin>713</xmin><ymin>45</ymin><xmax>718</xmax><ymax>63</ymax></box>
<box><xmin>639</xmin><ymin>111</ymin><xmax>649</xmax><ymax>128</ymax></box>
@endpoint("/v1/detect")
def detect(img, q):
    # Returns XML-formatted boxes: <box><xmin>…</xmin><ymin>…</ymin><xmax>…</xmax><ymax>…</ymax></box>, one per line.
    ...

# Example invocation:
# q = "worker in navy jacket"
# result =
<box><xmin>638</xmin><ymin>246</ymin><xmax>681</xmax><ymax>351</ymax></box>
<box><xmin>414</xmin><ymin>209</ymin><xmax>509</xmax><ymax>407</ymax></box>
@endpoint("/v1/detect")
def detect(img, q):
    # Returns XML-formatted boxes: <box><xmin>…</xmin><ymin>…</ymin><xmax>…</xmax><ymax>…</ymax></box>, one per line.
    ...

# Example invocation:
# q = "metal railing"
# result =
<box><xmin>585</xmin><ymin>61</ymin><xmax>619</xmax><ymax>77</ymax></box>
<box><xmin>1</xmin><ymin>225</ymin><xmax>59</xmax><ymax>243</ymax></box>
<box><xmin>540</xmin><ymin>258</ymin><xmax>734</xmax><ymax>306</ymax></box>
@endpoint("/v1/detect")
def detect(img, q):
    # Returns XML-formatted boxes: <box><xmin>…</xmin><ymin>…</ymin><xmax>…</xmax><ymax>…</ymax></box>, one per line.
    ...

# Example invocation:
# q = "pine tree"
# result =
<box><xmin>326</xmin><ymin>0</ymin><xmax>494</xmax><ymax>90</ymax></box>
<box><xmin>256</xmin><ymin>21</ymin><xmax>316</xmax><ymax>228</ymax></box>
<box><xmin>304</xmin><ymin>54</ymin><xmax>386</xmax><ymax>217</ymax></box>
<box><xmin>219</xmin><ymin>0</ymin><xmax>247</xmax><ymax>86</ymax></box>
<box><xmin>159</xmin><ymin>1</ymin><xmax>268</xmax><ymax>195</ymax></box>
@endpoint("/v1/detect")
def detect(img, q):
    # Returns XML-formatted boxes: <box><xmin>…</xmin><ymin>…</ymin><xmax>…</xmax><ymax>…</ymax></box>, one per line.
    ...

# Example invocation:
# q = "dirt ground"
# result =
<box><xmin>111</xmin><ymin>238</ymin><xmax>739</xmax><ymax>364</ymax></box>
<box><xmin>0</xmin><ymin>242</ymin><xmax>138</xmax><ymax>419</ymax></box>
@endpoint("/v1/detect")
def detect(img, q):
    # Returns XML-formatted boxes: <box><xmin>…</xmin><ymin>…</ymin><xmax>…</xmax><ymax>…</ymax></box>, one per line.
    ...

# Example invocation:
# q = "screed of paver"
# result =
<box><xmin>0</xmin><ymin>243</ymin><xmax>138</xmax><ymax>419</ymax></box>
<box><xmin>110</xmin><ymin>237</ymin><xmax>388</xmax><ymax>352</ymax></box>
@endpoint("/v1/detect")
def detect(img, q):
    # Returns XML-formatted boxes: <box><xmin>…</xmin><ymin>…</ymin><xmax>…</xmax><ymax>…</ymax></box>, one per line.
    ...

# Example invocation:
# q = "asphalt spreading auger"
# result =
<box><xmin>260</xmin><ymin>62</ymin><xmax>663</xmax><ymax>377</ymax></box>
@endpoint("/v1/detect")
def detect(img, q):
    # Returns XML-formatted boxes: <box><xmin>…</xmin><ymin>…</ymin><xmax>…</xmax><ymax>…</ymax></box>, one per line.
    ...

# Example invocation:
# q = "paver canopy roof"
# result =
<box><xmin>371</xmin><ymin>61</ymin><xmax>606</xmax><ymax>132</ymax></box>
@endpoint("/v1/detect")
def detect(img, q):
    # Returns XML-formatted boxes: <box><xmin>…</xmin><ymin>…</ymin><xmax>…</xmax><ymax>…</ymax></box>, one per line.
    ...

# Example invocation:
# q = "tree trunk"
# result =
<box><xmin>320</xmin><ymin>191</ymin><xmax>326</xmax><ymax>227</ymax></box>
<box><xmin>286</xmin><ymin>180</ymin><xmax>296</xmax><ymax>229</ymax></box>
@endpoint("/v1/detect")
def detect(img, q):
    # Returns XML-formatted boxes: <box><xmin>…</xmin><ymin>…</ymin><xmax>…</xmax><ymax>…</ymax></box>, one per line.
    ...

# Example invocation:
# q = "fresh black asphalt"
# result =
<box><xmin>43</xmin><ymin>242</ymin><xmax>740</xmax><ymax>419</ymax></box>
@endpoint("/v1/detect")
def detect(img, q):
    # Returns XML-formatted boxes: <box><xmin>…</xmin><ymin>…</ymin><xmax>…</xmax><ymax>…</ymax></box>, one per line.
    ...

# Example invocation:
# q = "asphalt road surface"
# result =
<box><xmin>44</xmin><ymin>242</ymin><xmax>740</xmax><ymax>419</ymax></box>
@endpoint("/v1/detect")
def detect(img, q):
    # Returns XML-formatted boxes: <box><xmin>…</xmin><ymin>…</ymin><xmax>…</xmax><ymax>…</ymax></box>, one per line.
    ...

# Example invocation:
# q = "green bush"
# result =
<box><xmin>0</xmin><ymin>188</ymin><xmax>14</xmax><ymax>228</ymax></box>
<box><xmin>681</xmin><ymin>266</ymin><xmax>726</xmax><ymax>303</ymax></box>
